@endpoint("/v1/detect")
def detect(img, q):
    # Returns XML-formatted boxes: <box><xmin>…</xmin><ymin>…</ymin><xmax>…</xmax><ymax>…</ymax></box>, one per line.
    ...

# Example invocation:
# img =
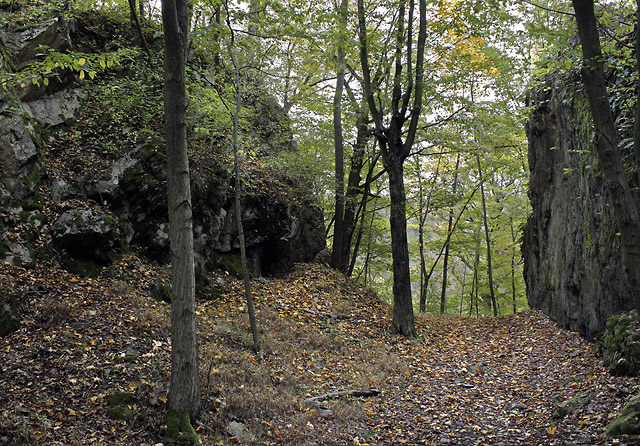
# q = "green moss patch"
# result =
<box><xmin>599</xmin><ymin>311</ymin><xmax>640</xmax><ymax>376</ymax></box>
<box><xmin>164</xmin><ymin>408</ymin><xmax>200</xmax><ymax>445</ymax></box>
<box><xmin>606</xmin><ymin>394</ymin><xmax>640</xmax><ymax>436</ymax></box>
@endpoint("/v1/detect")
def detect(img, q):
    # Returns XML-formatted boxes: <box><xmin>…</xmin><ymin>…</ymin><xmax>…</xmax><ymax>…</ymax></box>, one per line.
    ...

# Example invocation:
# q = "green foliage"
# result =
<box><xmin>61</xmin><ymin>55</ymin><xmax>163</xmax><ymax>156</ymax></box>
<box><xmin>1</xmin><ymin>44</ymin><xmax>137</xmax><ymax>91</ymax></box>
<box><xmin>187</xmin><ymin>78</ymin><xmax>233</xmax><ymax>144</ymax></box>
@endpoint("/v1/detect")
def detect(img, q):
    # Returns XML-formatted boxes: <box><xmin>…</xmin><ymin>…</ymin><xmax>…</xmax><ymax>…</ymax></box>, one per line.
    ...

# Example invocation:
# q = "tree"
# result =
<box><xmin>162</xmin><ymin>0</ymin><xmax>201</xmax><ymax>439</ymax></box>
<box><xmin>357</xmin><ymin>0</ymin><xmax>427</xmax><ymax>337</ymax></box>
<box><xmin>330</xmin><ymin>0</ymin><xmax>349</xmax><ymax>271</ymax></box>
<box><xmin>571</xmin><ymin>0</ymin><xmax>640</xmax><ymax>312</ymax></box>
<box><xmin>227</xmin><ymin>30</ymin><xmax>261</xmax><ymax>354</ymax></box>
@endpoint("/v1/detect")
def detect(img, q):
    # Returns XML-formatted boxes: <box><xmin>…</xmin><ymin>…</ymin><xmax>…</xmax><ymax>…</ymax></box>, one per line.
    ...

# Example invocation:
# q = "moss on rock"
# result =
<box><xmin>599</xmin><ymin>311</ymin><xmax>640</xmax><ymax>376</ymax></box>
<box><xmin>106</xmin><ymin>391</ymin><xmax>137</xmax><ymax>407</ymax></box>
<box><xmin>606</xmin><ymin>394</ymin><xmax>640</xmax><ymax>436</ymax></box>
<box><xmin>107</xmin><ymin>405</ymin><xmax>134</xmax><ymax>421</ymax></box>
<box><xmin>550</xmin><ymin>394</ymin><xmax>591</xmax><ymax>420</ymax></box>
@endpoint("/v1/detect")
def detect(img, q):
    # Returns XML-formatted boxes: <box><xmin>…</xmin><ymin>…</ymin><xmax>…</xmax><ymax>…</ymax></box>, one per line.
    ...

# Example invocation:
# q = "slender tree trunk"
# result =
<box><xmin>330</xmin><ymin>0</ymin><xmax>348</xmax><ymax>271</ymax></box>
<box><xmin>417</xmin><ymin>156</ymin><xmax>428</xmax><ymax>313</ymax></box>
<box><xmin>162</xmin><ymin>0</ymin><xmax>201</xmax><ymax>423</ymax></box>
<box><xmin>477</xmin><ymin>154</ymin><xmax>497</xmax><ymax>316</ymax></box>
<box><xmin>228</xmin><ymin>43</ymin><xmax>260</xmax><ymax>354</ymax></box>
<box><xmin>471</xmin><ymin>225</ymin><xmax>481</xmax><ymax>318</ymax></box>
<box><xmin>128</xmin><ymin>0</ymin><xmax>151</xmax><ymax>56</ymax></box>
<box><xmin>573</xmin><ymin>0</ymin><xmax>640</xmax><ymax>312</ymax></box>
<box><xmin>358</xmin><ymin>0</ymin><xmax>426</xmax><ymax>337</ymax></box>
<box><xmin>347</xmin><ymin>153</ymin><xmax>380</xmax><ymax>277</ymax></box>
<box><xmin>510</xmin><ymin>217</ymin><xmax>517</xmax><ymax>314</ymax></box>
<box><xmin>459</xmin><ymin>264</ymin><xmax>467</xmax><ymax>316</ymax></box>
<box><xmin>440</xmin><ymin>153</ymin><xmax>460</xmax><ymax>314</ymax></box>
<box><xmin>341</xmin><ymin>110</ymin><xmax>369</xmax><ymax>274</ymax></box>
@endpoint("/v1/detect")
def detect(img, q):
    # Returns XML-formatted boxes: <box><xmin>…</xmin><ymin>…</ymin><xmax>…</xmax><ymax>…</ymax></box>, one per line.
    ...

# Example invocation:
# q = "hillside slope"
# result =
<box><xmin>1</xmin><ymin>258</ymin><xmax>638</xmax><ymax>445</ymax></box>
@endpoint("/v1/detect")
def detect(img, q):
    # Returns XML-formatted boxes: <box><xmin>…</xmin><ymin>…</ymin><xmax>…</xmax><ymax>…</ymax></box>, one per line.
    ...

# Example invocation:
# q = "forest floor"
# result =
<box><xmin>1</xmin><ymin>258</ymin><xmax>639</xmax><ymax>446</ymax></box>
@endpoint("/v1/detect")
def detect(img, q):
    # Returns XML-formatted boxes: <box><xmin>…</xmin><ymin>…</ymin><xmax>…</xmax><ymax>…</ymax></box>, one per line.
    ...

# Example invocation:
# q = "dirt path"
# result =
<box><xmin>363</xmin><ymin>312</ymin><xmax>638</xmax><ymax>445</ymax></box>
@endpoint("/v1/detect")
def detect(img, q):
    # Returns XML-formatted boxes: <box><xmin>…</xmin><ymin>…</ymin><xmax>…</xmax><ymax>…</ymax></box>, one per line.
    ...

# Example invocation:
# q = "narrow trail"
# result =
<box><xmin>365</xmin><ymin>312</ymin><xmax>638</xmax><ymax>446</ymax></box>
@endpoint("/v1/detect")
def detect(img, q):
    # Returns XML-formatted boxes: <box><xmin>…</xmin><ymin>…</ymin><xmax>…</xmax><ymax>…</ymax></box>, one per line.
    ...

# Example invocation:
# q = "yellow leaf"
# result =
<box><xmin>79</xmin><ymin>70</ymin><xmax>85</xmax><ymax>80</ymax></box>
<box><xmin>78</xmin><ymin>57</ymin><xmax>86</xmax><ymax>66</ymax></box>
<box><xmin>547</xmin><ymin>426</ymin><xmax>557</xmax><ymax>435</ymax></box>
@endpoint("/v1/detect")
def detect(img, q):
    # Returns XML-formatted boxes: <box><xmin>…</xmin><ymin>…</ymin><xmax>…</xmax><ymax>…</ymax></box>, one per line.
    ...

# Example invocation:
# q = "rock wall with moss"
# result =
<box><xmin>0</xmin><ymin>6</ymin><xmax>325</xmax><ymax>284</ymax></box>
<box><xmin>523</xmin><ymin>71</ymin><xmax>636</xmax><ymax>338</ymax></box>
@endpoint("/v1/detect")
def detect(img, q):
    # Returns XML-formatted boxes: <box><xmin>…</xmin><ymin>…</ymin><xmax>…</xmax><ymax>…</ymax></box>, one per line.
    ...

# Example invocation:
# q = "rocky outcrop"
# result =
<box><xmin>523</xmin><ymin>74</ymin><xmax>635</xmax><ymax>338</ymax></box>
<box><xmin>0</xmin><ymin>111</ymin><xmax>41</xmax><ymax>205</ymax></box>
<box><xmin>4</xmin><ymin>17</ymin><xmax>71</xmax><ymax>70</ymax></box>
<box><xmin>79</xmin><ymin>139</ymin><xmax>324</xmax><ymax>276</ymax></box>
<box><xmin>0</xmin><ymin>9</ymin><xmax>325</xmax><ymax>279</ymax></box>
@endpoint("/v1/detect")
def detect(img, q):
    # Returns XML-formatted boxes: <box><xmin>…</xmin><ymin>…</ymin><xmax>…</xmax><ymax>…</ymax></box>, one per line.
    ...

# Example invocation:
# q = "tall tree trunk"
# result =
<box><xmin>330</xmin><ymin>0</ymin><xmax>348</xmax><ymax>271</ymax></box>
<box><xmin>417</xmin><ymin>153</ymin><xmax>439</xmax><ymax>313</ymax></box>
<box><xmin>162</xmin><ymin>0</ymin><xmax>201</xmax><ymax>426</ymax></box>
<box><xmin>357</xmin><ymin>0</ymin><xmax>426</xmax><ymax>336</ymax></box>
<box><xmin>510</xmin><ymin>217</ymin><xmax>517</xmax><ymax>314</ymax></box>
<box><xmin>387</xmin><ymin>155</ymin><xmax>416</xmax><ymax>336</ymax></box>
<box><xmin>470</xmin><ymin>226</ymin><xmax>481</xmax><ymax>318</ymax></box>
<box><xmin>440</xmin><ymin>153</ymin><xmax>460</xmax><ymax>314</ymax></box>
<box><xmin>477</xmin><ymin>154</ymin><xmax>497</xmax><ymax>316</ymax></box>
<box><xmin>459</xmin><ymin>264</ymin><xmax>467</xmax><ymax>316</ymax></box>
<box><xmin>635</xmin><ymin>2</ymin><xmax>640</xmax><ymax>174</ymax></box>
<box><xmin>228</xmin><ymin>42</ymin><xmax>260</xmax><ymax>354</ymax></box>
<box><xmin>573</xmin><ymin>0</ymin><xmax>640</xmax><ymax>312</ymax></box>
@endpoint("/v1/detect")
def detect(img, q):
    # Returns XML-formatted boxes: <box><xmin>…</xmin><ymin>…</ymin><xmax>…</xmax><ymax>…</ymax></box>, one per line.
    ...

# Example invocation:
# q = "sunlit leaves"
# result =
<box><xmin>0</xmin><ymin>45</ymin><xmax>132</xmax><ymax>91</ymax></box>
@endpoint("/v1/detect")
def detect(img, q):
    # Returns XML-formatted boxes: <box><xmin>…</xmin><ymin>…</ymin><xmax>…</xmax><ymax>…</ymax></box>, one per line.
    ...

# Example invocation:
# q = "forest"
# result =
<box><xmin>1</xmin><ymin>0</ymin><xmax>640</xmax><ymax>444</ymax></box>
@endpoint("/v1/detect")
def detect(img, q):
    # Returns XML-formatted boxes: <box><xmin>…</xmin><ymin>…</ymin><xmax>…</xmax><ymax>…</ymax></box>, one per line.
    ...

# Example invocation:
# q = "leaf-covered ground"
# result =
<box><xmin>1</xmin><ymin>259</ymin><xmax>639</xmax><ymax>445</ymax></box>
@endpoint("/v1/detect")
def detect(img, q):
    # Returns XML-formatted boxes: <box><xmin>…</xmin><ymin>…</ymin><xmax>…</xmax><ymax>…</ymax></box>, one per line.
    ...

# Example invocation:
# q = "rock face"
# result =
<box><xmin>0</xmin><ymin>10</ymin><xmax>325</xmax><ymax>278</ymax></box>
<box><xmin>82</xmin><ymin>139</ymin><xmax>324</xmax><ymax>276</ymax></box>
<box><xmin>523</xmin><ymin>75</ymin><xmax>635</xmax><ymax>338</ymax></box>
<box><xmin>0</xmin><ymin>111</ymin><xmax>41</xmax><ymax>205</ymax></box>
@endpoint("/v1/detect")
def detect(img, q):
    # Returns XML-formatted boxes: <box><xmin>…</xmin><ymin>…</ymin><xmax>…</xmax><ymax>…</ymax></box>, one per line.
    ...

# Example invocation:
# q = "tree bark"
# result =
<box><xmin>387</xmin><ymin>156</ymin><xmax>416</xmax><ymax>336</ymax></box>
<box><xmin>341</xmin><ymin>109</ymin><xmax>369</xmax><ymax>274</ymax></box>
<box><xmin>128</xmin><ymin>0</ymin><xmax>151</xmax><ymax>57</ymax></box>
<box><xmin>330</xmin><ymin>0</ymin><xmax>348</xmax><ymax>271</ymax></box>
<box><xmin>358</xmin><ymin>0</ymin><xmax>426</xmax><ymax>336</ymax></box>
<box><xmin>440</xmin><ymin>153</ymin><xmax>460</xmax><ymax>314</ymax></box>
<box><xmin>572</xmin><ymin>0</ymin><xmax>640</xmax><ymax>312</ymax></box>
<box><xmin>162</xmin><ymin>0</ymin><xmax>201</xmax><ymax>421</ymax></box>
<box><xmin>476</xmin><ymin>153</ymin><xmax>497</xmax><ymax>316</ymax></box>
<box><xmin>635</xmin><ymin>2</ymin><xmax>640</xmax><ymax>174</ymax></box>
<box><xmin>228</xmin><ymin>41</ymin><xmax>260</xmax><ymax>354</ymax></box>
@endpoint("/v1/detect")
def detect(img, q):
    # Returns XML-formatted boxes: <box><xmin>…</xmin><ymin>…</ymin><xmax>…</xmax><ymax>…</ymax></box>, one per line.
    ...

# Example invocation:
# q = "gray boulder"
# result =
<box><xmin>51</xmin><ymin>207</ymin><xmax>121</xmax><ymax>276</ymax></box>
<box><xmin>4</xmin><ymin>18</ymin><xmax>71</xmax><ymax>70</ymax></box>
<box><xmin>0</xmin><ymin>113</ymin><xmax>41</xmax><ymax>206</ymax></box>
